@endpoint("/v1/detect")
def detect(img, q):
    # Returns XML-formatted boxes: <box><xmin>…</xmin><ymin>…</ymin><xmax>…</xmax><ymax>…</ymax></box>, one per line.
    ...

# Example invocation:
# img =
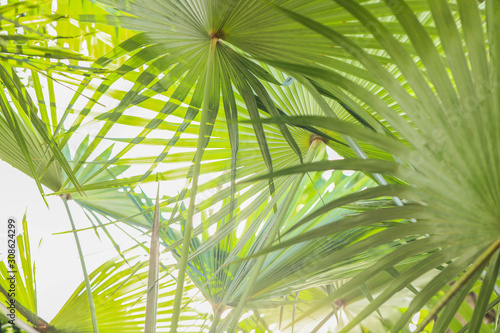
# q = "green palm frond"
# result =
<box><xmin>0</xmin><ymin>0</ymin><xmax>113</xmax><ymax>198</ymax></box>
<box><xmin>246</xmin><ymin>1</ymin><xmax>500</xmax><ymax>332</ymax></box>
<box><xmin>49</xmin><ymin>254</ymin><xmax>206</xmax><ymax>333</ymax></box>
<box><xmin>0</xmin><ymin>213</ymin><xmax>49</xmax><ymax>332</ymax></box>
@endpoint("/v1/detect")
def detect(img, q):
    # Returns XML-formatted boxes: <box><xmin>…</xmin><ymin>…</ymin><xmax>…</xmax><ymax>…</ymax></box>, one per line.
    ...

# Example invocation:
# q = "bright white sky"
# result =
<box><xmin>0</xmin><ymin>160</ymin><xmax>135</xmax><ymax>321</ymax></box>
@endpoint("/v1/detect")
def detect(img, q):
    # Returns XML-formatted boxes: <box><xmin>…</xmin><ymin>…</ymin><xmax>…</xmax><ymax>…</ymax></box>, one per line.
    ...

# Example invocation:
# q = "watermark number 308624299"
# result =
<box><xmin>4</xmin><ymin>218</ymin><xmax>17</xmax><ymax>326</ymax></box>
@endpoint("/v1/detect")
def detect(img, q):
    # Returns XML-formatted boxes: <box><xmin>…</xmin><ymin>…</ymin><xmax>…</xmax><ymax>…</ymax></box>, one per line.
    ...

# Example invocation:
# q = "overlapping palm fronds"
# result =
<box><xmin>2</xmin><ymin>0</ymin><xmax>500</xmax><ymax>332</ymax></box>
<box><xmin>248</xmin><ymin>0</ymin><xmax>500</xmax><ymax>332</ymax></box>
<box><xmin>0</xmin><ymin>0</ymin><xmax>108</xmax><ymax>198</ymax></box>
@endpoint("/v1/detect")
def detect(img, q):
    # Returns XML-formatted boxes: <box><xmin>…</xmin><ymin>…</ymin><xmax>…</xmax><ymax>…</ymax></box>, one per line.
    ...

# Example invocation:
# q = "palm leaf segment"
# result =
<box><xmin>65</xmin><ymin>0</ymin><xmax>437</xmax><ymax>187</ymax></box>
<box><xmin>253</xmin><ymin>0</ymin><xmax>500</xmax><ymax>332</ymax></box>
<box><xmin>49</xmin><ymin>254</ymin><xmax>205</xmax><ymax>333</ymax></box>
<box><xmin>0</xmin><ymin>0</ymin><xmax>103</xmax><ymax>197</ymax></box>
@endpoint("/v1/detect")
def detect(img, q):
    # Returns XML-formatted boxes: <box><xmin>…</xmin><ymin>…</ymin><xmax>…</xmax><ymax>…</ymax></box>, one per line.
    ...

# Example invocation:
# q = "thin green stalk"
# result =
<box><xmin>170</xmin><ymin>37</ymin><xmax>218</xmax><ymax>333</ymax></box>
<box><xmin>62</xmin><ymin>198</ymin><xmax>99</xmax><ymax>333</ymax></box>
<box><xmin>227</xmin><ymin>140</ymin><xmax>322</xmax><ymax>332</ymax></box>
<box><xmin>208</xmin><ymin>306</ymin><xmax>223</xmax><ymax>333</ymax></box>
<box><xmin>145</xmin><ymin>183</ymin><xmax>161</xmax><ymax>333</ymax></box>
<box><xmin>292</xmin><ymin>292</ymin><xmax>299</xmax><ymax>333</ymax></box>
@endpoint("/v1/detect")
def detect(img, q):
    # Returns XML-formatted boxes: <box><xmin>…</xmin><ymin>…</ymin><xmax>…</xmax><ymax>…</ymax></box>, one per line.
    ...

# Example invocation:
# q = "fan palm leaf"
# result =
<box><xmin>240</xmin><ymin>0</ymin><xmax>500</xmax><ymax>332</ymax></box>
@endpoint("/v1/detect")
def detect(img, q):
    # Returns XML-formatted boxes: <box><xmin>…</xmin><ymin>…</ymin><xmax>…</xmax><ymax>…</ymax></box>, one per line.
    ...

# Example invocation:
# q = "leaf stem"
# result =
<box><xmin>170</xmin><ymin>37</ymin><xmax>218</xmax><ymax>333</ymax></box>
<box><xmin>62</xmin><ymin>198</ymin><xmax>99</xmax><ymax>333</ymax></box>
<box><xmin>145</xmin><ymin>182</ymin><xmax>161</xmax><ymax>333</ymax></box>
<box><xmin>208</xmin><ymin>306</ymin><xmax>223</xmax><ymax>333</ymax></box>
